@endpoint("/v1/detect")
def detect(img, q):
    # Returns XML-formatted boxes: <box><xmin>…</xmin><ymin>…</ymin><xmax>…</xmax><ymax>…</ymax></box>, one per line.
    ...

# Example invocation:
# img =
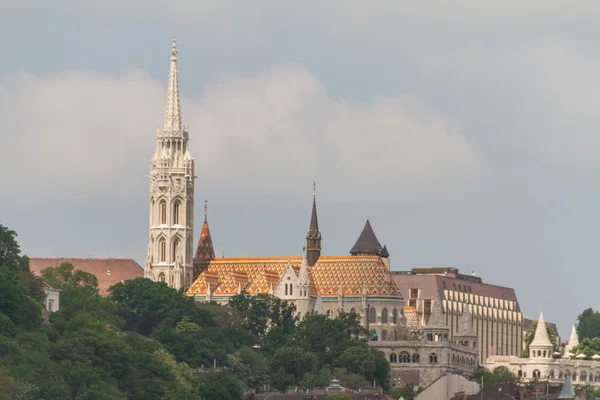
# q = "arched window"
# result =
<box><xmin>412</xmin><ymin>354</ymin><xmax>420</xmax><ymax>363</ymax></box>
<box><xmin>581</xmin><ymin>371</ymin><xmax>587</xmax><ymax>382</ymax></box>
<box><xmin>285</xmin><ymin>284</ymin><xmax>288</xmax><ymax>296</ymax></box>
<box><xmin>159</xmin><ymin>238</ymin><xmax>166</xmax><ymax>262</ymax></box>
<box><xmin>381</xmin><ymin>330</ymin><xmax>388</xmax><ymax>341</ymax></box>
<box><xmin>572</xmin><ymin>372</ymin><xmax>577</xmax><ymax>381</ymax></box>
<box><xmin>381</xmin><ymin>308</ymin><xmax>388</xmax><ymax>324</ymax></box>
<box><xmin>172</xmin><ymin>237</ymin><xmax>180</xmax><ymax>263</ymax></box>
<box><xmin>289</xmin><ymin>284</ymin><xmax>293</xmax><ymax>296</ymax></box>
<box><xmin>537</xmin><ymin>350</ymin><xmax>541</xmax><ymax>357</ymax></box>
<box><xmin>400</xmin><ymin>352</ymin><xmax>410</xmax><ymax>363</ymax></box>
<box><xmin>173</xmin><ymin>200</ymin><xmax>181</xmax><ymax>224</ymax></box>
<box><xmin>369</xmin><ymin>308</ymin><xmax>376</xmax><ymax>324</ymax></box>
<box><xmin>559</xmin><ymin>371</ymin><xmax>563</xmax><ymax>379</ymax></box>
<box><xmin>158</xmin><ymin>272</ymin><xmax>166</xmax><ymax>282</ymax></box>
<box><xmin>548</xmin><ymin>370</ymin><xmax>555</xmax><ymax>379</ymax></box>
<box><xmin>160</xmin><ymin>200</ymin><xmax>167</xmax><ymax>224</ymax></box>
<box><xmin>350</xmin><ymin>308</ymin><xmax>356</xmax><ymax>314</ymax></box>
<box><xmin>392</xmin><ymin>308</ymin><xmax>398</xmax><ymax>324</ymax></box>
<box><xmin>389</xmin><ymin>353</ymin><xmax>397</xmax><ymax>363</ymax></box>
<box><xmin>429</xmin><ymin>353</ymin><xmax>438</xmax><ymax>364</ymax></box>
<box><xmin>326</xmin><ymin>310</ymin><xmax>332</xmax><ymax>318</ymax></box>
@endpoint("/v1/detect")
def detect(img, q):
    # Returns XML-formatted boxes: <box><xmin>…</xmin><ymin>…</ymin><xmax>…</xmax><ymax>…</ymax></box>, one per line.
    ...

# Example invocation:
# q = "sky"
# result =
<box><xmin>1</xmin><ymin>0</ymin><xmax>600</xmax><ymax>337</ymax></box>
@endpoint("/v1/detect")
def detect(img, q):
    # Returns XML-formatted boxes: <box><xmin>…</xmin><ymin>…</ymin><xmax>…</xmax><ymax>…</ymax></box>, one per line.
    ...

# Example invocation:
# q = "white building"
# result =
<box><xmin>486</xmin><ymin>311</ymin><xmax>600</xmax><ymax>386</ymax></box>
<box><xmin>145</xmin><ymin>40</ymin><xmax>195</xmax><ymax>290</ymax></box>
<box><xmin>42</xmin><ymin>282</ymin><xmax>60</xmax><ymax>313</ymax></box>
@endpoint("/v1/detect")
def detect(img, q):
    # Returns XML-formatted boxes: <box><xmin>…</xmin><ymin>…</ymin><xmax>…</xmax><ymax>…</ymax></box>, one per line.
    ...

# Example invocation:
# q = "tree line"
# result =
<box><xmin>0</xmin><ymin>224</ymin><xmax>389</xmax><ymax>400</ymax></box>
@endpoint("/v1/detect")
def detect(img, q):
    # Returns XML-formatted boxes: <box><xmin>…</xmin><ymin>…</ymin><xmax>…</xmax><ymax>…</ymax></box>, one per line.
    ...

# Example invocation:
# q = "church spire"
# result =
<box><xmin>194</xmin><ymin>200</ymin><xmax>215</xmax><ymax>261</ymax></box>
<box><xmin>162</xmin><ymin>39</ymin><xmax>182</xmax><ymax>133</ymax></box>
<box><xmin>306</xmin><ymin>181</ymin><xmax>322</xmax><ymax>267</ymax></box>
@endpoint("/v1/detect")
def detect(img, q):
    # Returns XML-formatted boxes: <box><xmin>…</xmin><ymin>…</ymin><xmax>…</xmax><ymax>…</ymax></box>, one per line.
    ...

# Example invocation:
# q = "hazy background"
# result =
<box><xmin>2</xmin><ymin>1</ymin><xmax>600</xmax><ymax>337</ymax></box>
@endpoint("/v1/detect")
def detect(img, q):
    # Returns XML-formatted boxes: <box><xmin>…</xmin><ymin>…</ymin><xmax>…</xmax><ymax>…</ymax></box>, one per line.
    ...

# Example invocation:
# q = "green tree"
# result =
<box><xmin>577</xmin><ymin>308</ymin><xmax>600</xmax><ymax>341</ymax></box>
<box><xmin>228</xmin><ymin>293</ymin><xmax>298</xmax><ymax>338</ymax></box>
<box><xmin>268</xmin><ymin>346</ymin><xmax>318</xmax><ymax>391</ymax></box>
<box><xmin>472</xmin><ymin>367</ymin><xmax>517</xmax><ymax>388</ymax></box>
<box><xmin>195</xmin><ymin>371</ymin><xmax>243</xmax><ymax>400</ymax></box>
<box><xmin>41</xmin><ymin>262</ymin><xmax>99</xmax><ymax>290</ymax></box>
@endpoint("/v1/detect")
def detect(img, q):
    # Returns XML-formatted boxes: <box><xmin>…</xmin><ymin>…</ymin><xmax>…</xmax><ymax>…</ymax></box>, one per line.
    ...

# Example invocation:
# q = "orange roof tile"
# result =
<box><xmin>29</xmin><ymin>257</ymin><xmax>144</xmax><ymax>296</ymax></box>
<box><xmin>187</xmin><ymin>255</ymin><xmax>402</xmax><ymax>300</ymax></box>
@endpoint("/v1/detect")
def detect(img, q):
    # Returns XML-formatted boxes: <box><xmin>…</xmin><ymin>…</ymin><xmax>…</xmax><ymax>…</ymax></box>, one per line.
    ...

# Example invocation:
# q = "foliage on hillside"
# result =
<box><xmin>0</xmin><ymin>224</ymin><xmax>390</xmax><ymax>399</ymax></box>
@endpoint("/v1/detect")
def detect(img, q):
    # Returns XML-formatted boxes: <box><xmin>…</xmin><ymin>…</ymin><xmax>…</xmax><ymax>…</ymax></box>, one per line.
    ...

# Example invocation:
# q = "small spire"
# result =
<box><xmin>313</xmin><ymin>181</ymin><xmax>316</xmax><ymax>197</ymax></box>
<box><xmin>162</xmin><ymin>39</ymin><xmax>182</xmax><ymax>133</ymax></box>
<box><xmin>204</xmin><ymin>200</ymin><xmax>208</xmax><ymax>221</ymax></box>
<box><xmin>306</xmin><ymin>181</ymin><xmax>321</xmax><ymax>267</ymax></box>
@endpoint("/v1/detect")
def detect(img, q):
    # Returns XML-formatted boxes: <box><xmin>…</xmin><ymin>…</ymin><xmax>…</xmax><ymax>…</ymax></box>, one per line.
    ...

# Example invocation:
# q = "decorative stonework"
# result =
<box><xmin>145</xmin><ymin>40</ymin><xmax>195</xmax><ymax>290</ymax></box>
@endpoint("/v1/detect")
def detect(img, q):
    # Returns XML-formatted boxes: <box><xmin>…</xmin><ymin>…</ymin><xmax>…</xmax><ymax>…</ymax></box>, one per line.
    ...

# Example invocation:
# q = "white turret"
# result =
<box><xmin>529</xmin><ymin>311</ymin><xmax>554</xmax><ymax>359</ymax></box>
<box><xmin>146</xmin><ymin>40</ymin><xmax>195</xmax><ymax>290</ymax></box>
<box><xmin>564</xmin><ymin>324</ymin><xmax>579</xmax><ymax>354</ymax></box>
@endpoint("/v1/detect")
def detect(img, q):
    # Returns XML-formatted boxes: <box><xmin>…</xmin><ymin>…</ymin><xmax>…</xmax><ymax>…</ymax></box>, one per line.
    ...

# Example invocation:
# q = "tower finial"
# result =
<box><xmin>313</xmin><ymin>181</ymin><xmax>316</xmax><ymax>198</ymax></box>
<box><xmin>162</xmin><ymin>39</ymin><xmax>182</xmax><ymax>133</ymax></box>
<box><xmin>204</xmin><ymin>200</ymin><xmax>207</xmax><ymax>221</ymax></box>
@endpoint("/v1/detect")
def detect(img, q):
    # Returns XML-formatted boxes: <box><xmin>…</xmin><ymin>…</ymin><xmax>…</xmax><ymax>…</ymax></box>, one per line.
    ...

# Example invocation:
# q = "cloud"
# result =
<box><xmin>0</xmin><ymin>64</ymin><xmax>478</xmax><ymax>210</ymax></box>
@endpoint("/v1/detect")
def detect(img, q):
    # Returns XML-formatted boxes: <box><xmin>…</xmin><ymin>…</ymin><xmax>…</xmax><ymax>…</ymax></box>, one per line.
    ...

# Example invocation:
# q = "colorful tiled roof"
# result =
<box><xmin>187</xmin><ymin>255</ymin><xmax>402</xmax><ymax>300</ymax></box>
<box><xmin>194</xmin><ymin>219</ymin><xmax>215</xmax><ymax>260</ymax></box>
<box><xmin>29</xmin><ymin>257</ymin><xmax>144</xmax><ymax>296</ymax></box>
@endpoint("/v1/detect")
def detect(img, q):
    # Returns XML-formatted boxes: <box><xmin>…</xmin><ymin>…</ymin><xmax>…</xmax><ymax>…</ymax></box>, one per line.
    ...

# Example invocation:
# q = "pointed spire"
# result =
<box><xmin>456</xmin><ymin>304</ymin><xmax>477</xmax><ymax>337</ymax></box>
<box><xmin>530</xmin><ymin>311</ymin><xmax>553</xmax><ymax>348</ymax></box>
<box><xmin>350</xmin><ymin>220</ymin><xmax>382</xmax><ymax>256</ymax></box>
<box><xmin>162</xmin><ymin>39</ymin><xmax>182</xmax><ymax>133</ymax></box>
<box><xmin>565</xmin><ymin>324</ymin><xmax>579</xmax><ymax>353</ymax></box>
<box><xmin>194</xmin><ymin>203</ymin><xmax>215</xmax><ymax>261</ymax></box>
<box><xmin>558</xmin><ymin>375</ymin><xmax>575</xmax><ymax>399</ymax></box>
<box><xmin>380</xmin><ymin>244</ymin><xmax>389</xmax><ymax>258</ymax></box>
<box><xmin>425</xmin><ymin>295</ymin><xmax>448</xmax><ymax>330</ymax></box>
<box><xmin>299</xmin><ymin>247</ymin><xmax>310</xmax><ymax>285</ymax></box>
<box><xmin>306</xmin><ymin>181</ymin><xmax>322</xmax><ymax>267</ymax></box>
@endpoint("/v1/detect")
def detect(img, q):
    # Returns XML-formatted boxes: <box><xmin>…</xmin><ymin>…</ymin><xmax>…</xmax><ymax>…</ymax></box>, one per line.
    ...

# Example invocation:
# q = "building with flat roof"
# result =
<box><xmin>392</xmin><ymin>267</ymin><xmax>524</xmax><ymax>364</ymax></box>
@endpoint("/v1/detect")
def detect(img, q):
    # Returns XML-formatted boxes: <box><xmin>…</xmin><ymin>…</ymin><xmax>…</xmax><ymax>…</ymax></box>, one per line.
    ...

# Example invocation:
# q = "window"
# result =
<box><xmin>289</xmin><ymin>284</ymin><xmax>293</xmax><ymax>296</ymax></box>
<box><xmin>285</xmin><ymin>284</ymin><xmax>288</xmax><ymax>295</ymax></box>
<box><xmin>412</xmin><ymin>354</ymin><xmax>420</xmax><ymax>363</ymax></box>
<box><xmin>173</xmin><ymin>200</ymin><xmax>180</xmax><ymax>224</ymax></box>
<box><xmin>410</xmin><ymin>288</ymin><xmax>419</xmax><ymax>299</ymax></box>
<box><xmin>381</xmin><ymin>330</ymin><xmax>388</xmax><ymax>341</ymax></box>
<box><xmin>381</xmin><ymin>308</ymin><xmax>388</xmax><ymax>324</ymax></box>
<box><xmin>390</xmin><ymin>354</ymin><xmax>397</xmax><ymax>363</ymax></box>
<box><xmin>369</xmin><ymin>308</ymin><xmax>376</xmax><ymax>324</ymax></box>
<box><xmin>400</xmin><ymin>352</ymin><xmax>410</xmax><ymax>363</ymax></box>
<box><xmin>160</xmin><ymin>200</ymin><xmax>167</xmax><ymax>224</ymax></box>
<box><xmin>172</xmin><ymin>237</ymin><xmax>180</xmax><ymax>263</ymax></box>
<box><xmin>159</xmin><ymin>238</ymin><xmax>166</xmax><ymax>262</ymax></box>
<box><xmin>392</xmin><ymin>309</ymin><xmax>398</xmax><ymax>324</ymax></box>
<box><xmin>158</xmin><ymin>272</ymin><xmax>166</xmax><ymax>282</ymax></box>
<box><xmin>350</xmin><ymin>308</ymin><xmax>356</xmax><ymax>314</ymax></box>
<box><xmin>429</xmin><ymin>353</ymin><xmax>438</xmax><ymax>364</ymax></box>
<box><xmin>533</xmin><ymin>370</ymin><xmax>541</xmax><ymax>379</ymax></box>
<box><xmin>48</xmin><ymin>299</ymin><xmax>54</xmax><ymax>312</ymax></box>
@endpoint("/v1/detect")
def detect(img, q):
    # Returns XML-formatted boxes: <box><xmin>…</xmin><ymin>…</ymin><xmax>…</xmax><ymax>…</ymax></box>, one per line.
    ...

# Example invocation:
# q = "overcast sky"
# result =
<box><xmin>2</xmin><ymin>1</ymin><xmax>600</xmax><ymax>337</ymax></box>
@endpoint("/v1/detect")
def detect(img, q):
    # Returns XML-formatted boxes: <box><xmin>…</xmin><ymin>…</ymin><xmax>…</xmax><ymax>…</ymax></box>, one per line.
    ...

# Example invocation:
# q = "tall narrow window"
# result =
<box><xmin>381</xmin><ymin>308</ymin><xmax>388</xmax><ymax>324</ymax></box>
<box><xmin>159</xmin><ymin>238</ymin><xmax>166</xmax><ymax>262</ymax></box>
<box><xmin>172</xmin><ymin>237</ymin><xmax>180</xmax><ymax>263</ymax></box>
<box><xmin>158</xmin><ymin>272</ymin><xmax>166</xmax><ymax>282</ymax></box>
<box><xmin>173</xmin><ymin>200</ymin><xmax>180</xmax><ymax>224</ymax></box>
<box><xmin>160</xmin><ymin>200</ymin><xmax>167</xmax><ymax>224</ymax></box>
<box><xmin>392</xmin><ymin>308</ymin><xmax>398</xmax><ymax>324</ymax></box>
<box><xmin>289</xmin><ymin>284</ymin><xmax>293</xmax><ymax>296</ymax></box>
<box><xmin>369</xmin><ymin>308</ymin><xmax>377</xmax><ymax>324</ymax></box>
<box><xmin>285</xmin><ymin>284</ymin><xmax>288</xmax><ymax>296</ymax></box>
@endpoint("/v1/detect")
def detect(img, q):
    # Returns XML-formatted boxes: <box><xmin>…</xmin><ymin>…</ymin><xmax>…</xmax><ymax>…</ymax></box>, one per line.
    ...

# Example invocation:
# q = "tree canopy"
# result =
<box><xmin>0</xmin><ymin>224</ymin><xmax>391</xmax><ymax>399</ymax></box>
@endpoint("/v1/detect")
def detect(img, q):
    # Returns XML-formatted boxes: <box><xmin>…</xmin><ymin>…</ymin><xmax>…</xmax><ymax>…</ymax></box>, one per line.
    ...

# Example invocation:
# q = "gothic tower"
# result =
<box><xmin>305</xmin><ymin>182</ymin><xmax>321</xmax><ymax>267</ymax></box>
<box><xmin>145</xmin><ymin>40</ymin><xmax>195</xmax><ymax>290</ymax></box>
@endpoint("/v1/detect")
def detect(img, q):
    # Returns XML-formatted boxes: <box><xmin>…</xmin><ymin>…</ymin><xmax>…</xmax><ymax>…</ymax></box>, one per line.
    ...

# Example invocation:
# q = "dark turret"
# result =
<box><xmin>305</xmin><ymin>182</ymin><xmax>321</xmax><ymax>266</ymax></box>
<box><xmin>349</xmin><ymin>220</ymin><xmax>382</xmax><ymax>256</ymax></box>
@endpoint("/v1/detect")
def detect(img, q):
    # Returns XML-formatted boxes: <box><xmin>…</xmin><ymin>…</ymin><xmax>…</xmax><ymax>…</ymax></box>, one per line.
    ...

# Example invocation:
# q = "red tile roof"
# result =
<box><xmin>29</xmin><ymin>257</ymin><xmax>144</xmax><ymax>296</ymax></box>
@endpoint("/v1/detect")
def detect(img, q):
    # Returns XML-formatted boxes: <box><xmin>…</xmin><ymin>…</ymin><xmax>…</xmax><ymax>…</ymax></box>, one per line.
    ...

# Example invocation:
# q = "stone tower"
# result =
<box><xmin>305</xmin><ymin>182</ymin><xmax>321</xmax><ymax>267</ymax></box>
<box><xmin>145</xmin><ymin>40</ymin><xmax>195</xmax><ymax>290</ymax></box>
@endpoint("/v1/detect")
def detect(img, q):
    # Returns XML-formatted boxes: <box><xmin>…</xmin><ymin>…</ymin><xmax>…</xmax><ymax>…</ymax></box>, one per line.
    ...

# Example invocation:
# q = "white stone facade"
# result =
<box><xmin>486</xmin><ymin>312</ymin><xmax>600</xmax><ymax>387</ymax></box>
<box><xmin>145</xmin><ymin>40</ymin><xmax>195</xmax><ymax>290</ymax></box>
<box><xmin>42</xmin><ymin>282</ymin><xmax>60</xmax><ymax>313</ymax></box>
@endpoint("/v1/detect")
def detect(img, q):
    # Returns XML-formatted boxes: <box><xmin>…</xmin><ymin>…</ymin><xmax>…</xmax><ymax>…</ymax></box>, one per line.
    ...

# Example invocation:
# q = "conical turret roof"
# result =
<box><xmin>456</xmin><ymin>303</ymin><xmax>477</xmax><ymax>337</ymax></box>
<box><xmin>558</xmin><ymin>375</ymin><xmax>575</xmax><ymax>399</ymax></box>
<box><xmin>530</xmin><ymin>311</ymin><xmax>553</xmax><ymax>348</ymax></box>
<box><xmin>565</xmin><ymin>324</ymin><xmax>579</xmax><ymax>353</ymax></box>
<box><xmin>350</xmin><ymin>220</ymin><xmax>382</xmax><ymax>256</ymax></box>
<box><xmin>380</xmin><ymin>245</ymin><xmax>389</xmax><ymax>258</ymax></box>
<box><xmin>194</xmin><ymin>201</ymin><xmax>215</xmax><ymax>261</ymax></box>
<box><xmin>425</xmin><ymin>296</ymin><xmax>448</xmax><ymax>330</ymax></box>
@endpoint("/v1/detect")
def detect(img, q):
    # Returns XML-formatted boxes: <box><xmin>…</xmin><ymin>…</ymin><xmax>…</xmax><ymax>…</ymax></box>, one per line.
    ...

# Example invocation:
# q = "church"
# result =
<box><xmin>141</xmin><ymin>41</ymin><xmax>404</xmax><ymax>339</ymax></box>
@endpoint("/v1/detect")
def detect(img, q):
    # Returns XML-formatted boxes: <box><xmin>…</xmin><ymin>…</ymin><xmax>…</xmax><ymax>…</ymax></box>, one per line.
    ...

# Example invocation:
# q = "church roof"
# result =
<box><xmin>349</xmin><ymin>220</ymin><xmax>383</xmax><ymax>256</ymax></box>
<box><xmin>530</xmin><ymin>311</ymin><xmax>553</xmax><ymax>348</ymax></box>
<box><xmin>29</xmin><ymin>257</ymin><xmax>144</xmax><ymax>296</ymax></box>
<box><xmin>187</xmin><ymin>255</ymin><xmax>402</xmax><ymax>300</ymax></box>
